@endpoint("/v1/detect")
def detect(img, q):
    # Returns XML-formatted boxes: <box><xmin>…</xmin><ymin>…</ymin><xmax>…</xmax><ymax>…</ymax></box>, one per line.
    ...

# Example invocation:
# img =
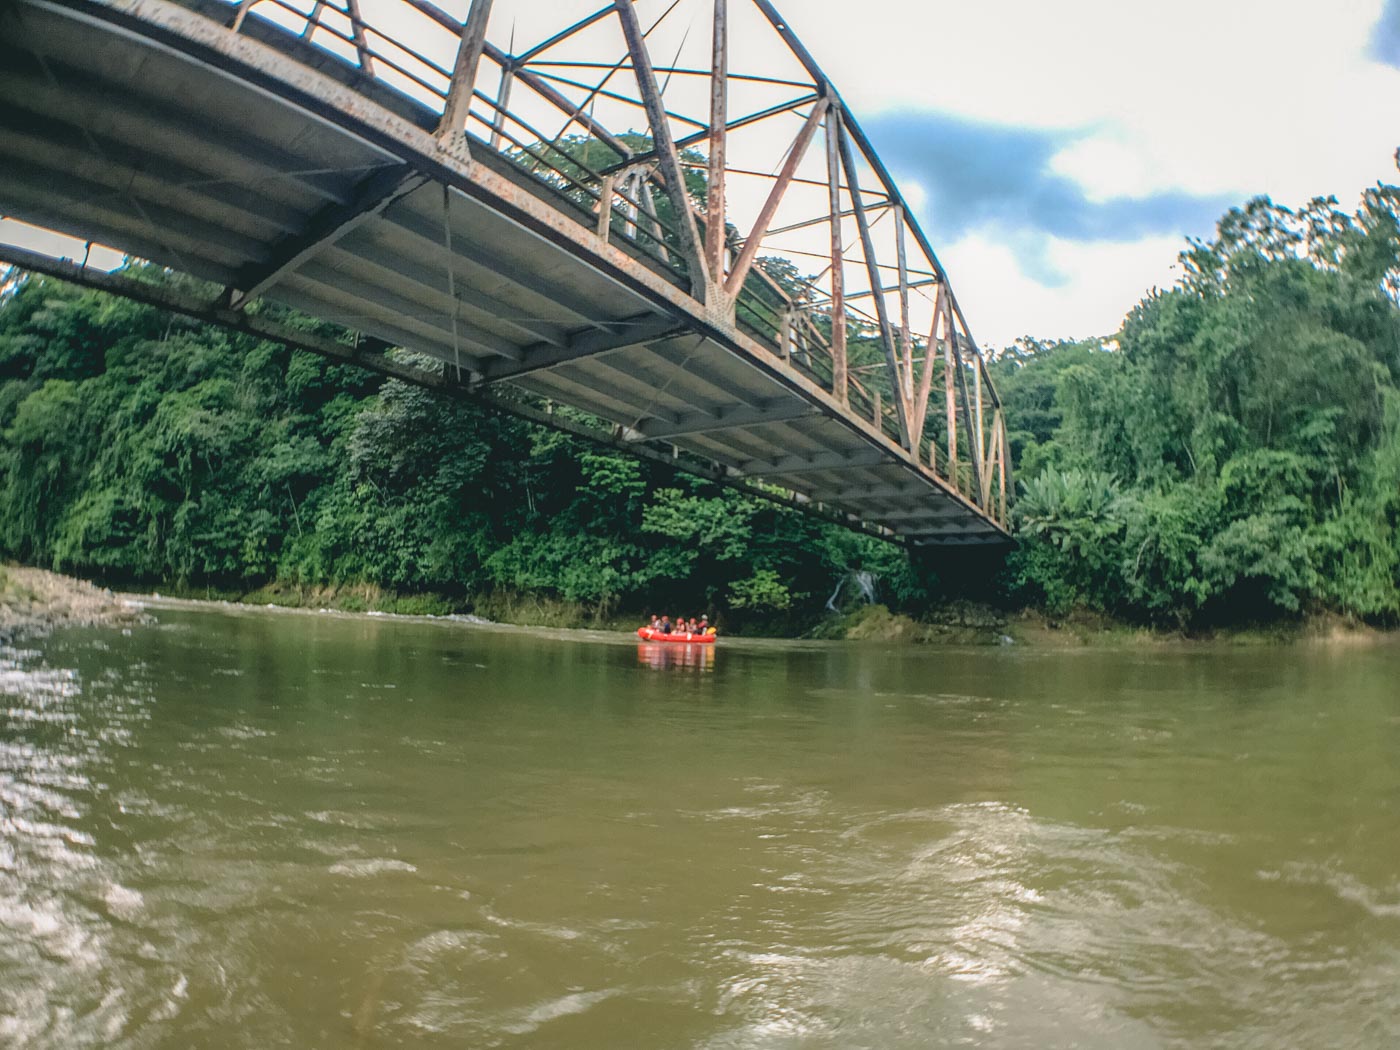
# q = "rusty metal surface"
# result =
<box><xmin>0</xmin><ymin>0</ymin><xmax>1012</xmax><ymax>544</ymax></box>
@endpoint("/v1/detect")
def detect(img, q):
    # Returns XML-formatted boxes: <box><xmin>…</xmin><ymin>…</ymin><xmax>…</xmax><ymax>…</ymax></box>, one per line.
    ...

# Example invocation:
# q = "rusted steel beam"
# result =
<box><xmin>226</xmin><ymin>164</ymin><xmax>427</xmax><ymax>311</ymax></box>
<box><xmin>952</xmin><ymin>333</ymin><xmax>984</xmax><ymax>502</ymax></box>
<box><xmin>826</xmin><ymin>104</ymin><xmax>847</xmax><ymax>405</ymax></box>
<box><xmin>488</xmin><ymin>64</ymin><xmax>512</xmax><ymax>150</ymax></box>
<box><xmin>6</xmin><ymin>0</ymin><xmax>1010</xmax><ymax>535</ymax></box>
<box><xmin>596</xmin><ymin>171</ymin><xmax>616</xmax><ymax>241</ymax></box>
<box><xmin>908</xmin><ymin>282</ymin><xmax>944</xmax><ymax>440</ymax></box>
<box><xmin>724</xmin><ymin>96</ymin><xmax>828</xmax><ymax>299</ymax></box>
<box><xmin>396</xmin><ymin>0</ymin><xmax>634</xmax><ymax>160</ymax></box>
<box><xmin>975</xmin><ymin>357</ymin><xmax>988</xmax><ymax>503</ymax></box>
<box><xmin>945</xmin><ymin>308</ymin><xmax>958</xmax><ymax>490</ymax></box>
<box><xmin>748</xmin><ymin>0</ymin><xmax>1005</xmax><ymax>417</ymax></box>
<box><xmin>343</xmin><ymin>0</ymin><xmax>375</xmax><ymax>76</ymax></box>
<box><xmin>984</xmin><ymin>405</ymin><xmax>1001</xmax><ymax>516</ymax></box>
<box><xmin>704</xmin><ymin>0</ymin><xmax>728</xmax><ymax>283</ymax></box>
<box><xmin>0</xmin><ymin>243</ymin><xmax>925</xmax><ymax>543</ymax></box>
<box><xmin>297</xmin><ymin>0</ymin><xmax>323</xmax><ymax>39</ymax></box>
<box><xmin>437</xmin><ymin>0</ymin><xmax>493</xmax><ymax>141</ymax></box>
<box><xmin>612</xmin><ymin>0</ymin><xmax>709</xmax><ymax>296</ymax></box>
<box><xmin>0</xmin><ymin>242</ymin><xmax>446</xmax><ymax>381</ymax></box>
<box><xmin>636</xmin><ymin>176</ymin><xmax>673</xmax><ymax>262</ymax></box>
<box><xmin>994</xmin><ymin>410</ymin><xmax>1011</xmax><ymax>525</ymax></box>
<box><xmin>895</xmin><ymin>204</ymin><xmax>912</xmax><ymax>400</ymax></box>
<box><xmin>837</xmin><ymin>117</ymin><xmax>911</xmax><ymax>449</ymax></box>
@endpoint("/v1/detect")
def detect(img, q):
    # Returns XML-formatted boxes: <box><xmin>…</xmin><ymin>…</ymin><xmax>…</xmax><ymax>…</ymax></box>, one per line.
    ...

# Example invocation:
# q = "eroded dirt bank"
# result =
<box><xmin>0</xmin><ymin>565</ymin><xmax>143</xmax><ymax>643</ymax></box>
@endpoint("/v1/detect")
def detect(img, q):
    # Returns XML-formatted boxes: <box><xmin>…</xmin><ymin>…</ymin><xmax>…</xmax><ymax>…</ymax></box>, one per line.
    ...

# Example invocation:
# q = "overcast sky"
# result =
<box><xmin>795</xmin><ymin>0</ymin><xmax>1400</xmax><ymax>346</ymax></box>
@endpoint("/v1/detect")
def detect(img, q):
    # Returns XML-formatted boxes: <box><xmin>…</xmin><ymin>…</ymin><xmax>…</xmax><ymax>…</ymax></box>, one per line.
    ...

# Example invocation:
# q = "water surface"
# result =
<box><xmin>2</xmin><ymin>604</ymin><xmax>1398</xmax><ymax>1047</ymax></box>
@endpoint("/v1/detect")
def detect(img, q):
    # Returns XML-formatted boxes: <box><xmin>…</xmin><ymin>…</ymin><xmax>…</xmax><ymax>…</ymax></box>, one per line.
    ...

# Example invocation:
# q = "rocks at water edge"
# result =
<box><xmin>0</xmin><ymin>565</ymin><xmax>143</xmax><ymax>643</ymax></box>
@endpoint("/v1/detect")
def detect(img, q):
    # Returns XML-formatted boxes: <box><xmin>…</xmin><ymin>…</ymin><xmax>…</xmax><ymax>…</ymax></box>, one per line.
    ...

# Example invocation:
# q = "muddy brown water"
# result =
<box><xmin>2</xmin><ymin>602</ymin><xmax>1398</xmax><ymax>1047</ymax></box>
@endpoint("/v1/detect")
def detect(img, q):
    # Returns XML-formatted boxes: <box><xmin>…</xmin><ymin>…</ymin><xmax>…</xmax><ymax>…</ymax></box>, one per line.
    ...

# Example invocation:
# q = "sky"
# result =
<box><xmin>6</xmin><ymin>0</ymin><xmax>1400</xmax><ymax>349</ymax></box>
<box><xmin>825</xmin><ymin>0</ymin><xmax>1400</xmax><ymax>346</ymax></box>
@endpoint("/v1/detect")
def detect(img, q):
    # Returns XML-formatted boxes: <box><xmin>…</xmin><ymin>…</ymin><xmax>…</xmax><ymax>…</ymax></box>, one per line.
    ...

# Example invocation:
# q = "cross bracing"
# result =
<box><xmin>0</xmin><ymin>0</ymin><xmax>1013</xmax><ymax>545</ymax></box>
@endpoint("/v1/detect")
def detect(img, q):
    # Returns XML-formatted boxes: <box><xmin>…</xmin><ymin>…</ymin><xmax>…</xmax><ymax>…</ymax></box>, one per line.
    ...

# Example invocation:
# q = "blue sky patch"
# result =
<box><xmin>1372</xmin><ymin>0</ymin><xmax>1400</xmax><ymax>66</ymax></box>
<box><xmin>860</xmin><ymin>111</ymin><xmax>1234</xmax><ymax>283</ymax></box>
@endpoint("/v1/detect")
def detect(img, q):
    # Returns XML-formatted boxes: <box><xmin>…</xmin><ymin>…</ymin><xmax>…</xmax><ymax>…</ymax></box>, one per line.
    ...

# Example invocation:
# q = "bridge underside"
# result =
<box><xmin>0</xmin><ymin>0</ymin><xmax>1009</xmax><ymax>545</ymax></box>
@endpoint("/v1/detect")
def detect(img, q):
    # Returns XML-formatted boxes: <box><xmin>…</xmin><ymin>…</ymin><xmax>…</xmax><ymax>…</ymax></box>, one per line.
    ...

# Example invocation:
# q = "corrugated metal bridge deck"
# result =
<box><xmin>0</xmin><ymin>0</ymin><xmax>1010</xmax><ymax>545</ymax></box>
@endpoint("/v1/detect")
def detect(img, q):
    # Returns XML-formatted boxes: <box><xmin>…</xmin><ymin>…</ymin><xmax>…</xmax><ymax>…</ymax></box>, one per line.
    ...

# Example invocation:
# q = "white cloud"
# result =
<box><xmin>8</xmin><ymin>0</ymin><xmax>1398</xmax><ymax>348</ymax></box>
<box><xmin>479</xmin><ymin>0</ymin><xmax>1400</xmax><ymax>341</ymax></box>
<box><xmin>943</xmin><ymin>232</ymin><xmax>1187</xmax><ymax>347</ymax></box>
<box><xmin>761</xmin><ymin>0</ymin><xmax>1400</xmax><ymax>339</ymax></box>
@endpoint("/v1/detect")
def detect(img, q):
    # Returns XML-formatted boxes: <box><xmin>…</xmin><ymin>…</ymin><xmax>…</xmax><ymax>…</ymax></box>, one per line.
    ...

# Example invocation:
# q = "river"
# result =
<box><xmin>1</xmin><ymin>602</ymin><xmax>1398</xmax><ymax>1048</ymax></box>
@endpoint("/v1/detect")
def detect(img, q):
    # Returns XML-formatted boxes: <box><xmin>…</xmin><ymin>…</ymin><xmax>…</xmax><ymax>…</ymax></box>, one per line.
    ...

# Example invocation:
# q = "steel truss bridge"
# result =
<box><xmin>0</xmin><ymin>0</ymin><xmax>1012</xmax><ymax>545</ymax></box>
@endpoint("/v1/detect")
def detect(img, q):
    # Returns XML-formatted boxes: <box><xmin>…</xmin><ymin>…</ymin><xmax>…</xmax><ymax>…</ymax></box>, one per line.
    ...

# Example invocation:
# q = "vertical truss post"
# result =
<box><xmin>974</xmin><ymin>361</ymin><xmax>985</xmax><ymax>456</ymax></box>
<box><xmin>614</xmin><ymin>0</ymin><xmax>710</xmax><ymax>300</ymax></box>
<box><xmin>909</xmin><ymin>281</ymin><xmax>943</xmax><ymax>441</ymax></box>
<box><xmin>837</xmin><ymin>119</ymin><xmax>912</xmax><ymax>450</ymax></box>
<box><xmin>945</xmin><ymin>315</ymin><xmax>958</xmax><ymax>491</ymax></box>
<box><xmin>998</xmin><ymin>411</ymin><xmax>1012</xmax><ymax>524</ymax></box>
<box><xmin>990</xmin><ymin>407</ymin><xmax>1006</xmax><ymax>522</ymax></box>
<box><xmin>623</xmin><ymin>171</ymin><xmax>641</xmax><ymax>241</ymax></box>
<box><xmin>344</xmin><ymin>0</ymin><xmax>375</xmax><ymax>75</ymax></box>
<box><xmin>489</xmin><ymin>63</ymin><xmax>514</xmax><ymax>150</ymax></box>
<box><xmin>895</xmin><ymin>204</ymin><xmax>912</xmax><ymax>401</ymax></box>
<box><xmin>298</xmin><ymin>1</ymin><xmax>324</xmax><ymax>39</ymax></box>
<box><xmin>638</xmin><ymin>176</ymin><xmax>668</xmax><ymax>258</ymax></box>
<box><xmin>975</xmin><ymin>357</ymin><xmax>987</xmax><ymax>499</ymax></box>
<box><xmin>979</xmin><ymin>410</ymin><xmax>994</xmax><ymax>510</ymax></box>
<box><xmin>438</xmin><ymin>0</ymin><xmax>494</xmax><ymax>142</ymax></box>
<box><xmin>231</xmin><ymin>0</ymin><xmax>256</xmax><ymax>33</ymax></box>
<box><xmin>705</xmin><ymin>0</ymin><xmax>728</xmax><ymax>285</ymax></box>
<box><xmin>825</xmin><ymin>104</ymin><xmax>848</xmax><ymax>405</ymax></box>
<box><xmin>596</xmin><ymin>171</ymin><xmax>615</xmax><ymax>241</ymax></box>
<box><xmin>953</xmin><ymin>332</ymin><xmax>984</xmax><ymax>502</ymax></box>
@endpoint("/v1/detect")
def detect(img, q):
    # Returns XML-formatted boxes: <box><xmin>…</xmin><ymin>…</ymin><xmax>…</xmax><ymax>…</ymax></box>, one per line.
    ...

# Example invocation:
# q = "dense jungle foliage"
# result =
<box><xmin>0</xmin><ymin>268</ymin><xmax>921</xmax><ymax>628</ymax></box>
<box><xmin>3</xmin><ymin>180</ymin><xmax>1400</xmax><ymax>632</ymax></box>
<box><xmin>994</xmin><ymin>185</ymin><xmax>1400</xmax><ymax>627</ymax></box>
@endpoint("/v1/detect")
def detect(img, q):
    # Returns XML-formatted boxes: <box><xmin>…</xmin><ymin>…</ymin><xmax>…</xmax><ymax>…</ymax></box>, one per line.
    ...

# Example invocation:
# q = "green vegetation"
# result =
<box><xmin>0</xmin><ymin>268</ymin><xmax>919</xmax><ymax>631</ymax></box>
<box><xmin>3</xmin><ymin>178</ymin><xmax>1399</xmax><ymax>636</ymax></box>
<box><xmin>994</xmin><ymin>186</ymin><xmax>1400</xmax><ymax>628</ymax></box>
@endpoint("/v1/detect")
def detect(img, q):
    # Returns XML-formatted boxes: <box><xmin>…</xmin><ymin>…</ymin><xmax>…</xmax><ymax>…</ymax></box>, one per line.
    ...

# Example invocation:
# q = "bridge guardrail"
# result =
<box><xmin>211</xmin><ymin>0</ymin><xmax>1011</xmax><ymax>525</ymax></box>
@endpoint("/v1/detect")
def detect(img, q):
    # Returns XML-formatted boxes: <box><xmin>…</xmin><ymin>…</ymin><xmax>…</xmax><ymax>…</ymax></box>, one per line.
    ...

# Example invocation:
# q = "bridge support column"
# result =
<box><xmin>614</xmin><ymin>0</ymin><xmax>712</xmax><ymax>305</ymax></box>
<box><xmin>437</xmin><ymin>0</ymin><xmax>494</xmax><ymax>147</ymax></box>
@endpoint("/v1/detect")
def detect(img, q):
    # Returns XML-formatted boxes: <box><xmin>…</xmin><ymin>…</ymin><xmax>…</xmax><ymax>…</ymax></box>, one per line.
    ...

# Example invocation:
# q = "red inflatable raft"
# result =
<box><xmin>637</xmin><ymin>627</ymin><xmax>717</xmax><ymax>645</ymax></box>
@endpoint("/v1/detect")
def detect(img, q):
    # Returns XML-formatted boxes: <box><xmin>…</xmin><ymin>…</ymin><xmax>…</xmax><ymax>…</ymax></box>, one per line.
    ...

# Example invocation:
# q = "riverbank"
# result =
<box><xmin>0</xmin><ymin>565</ymin><xmax>144</xmax><ymax>643</ymax></box>
<box><xmin>5</xmin><ymin>565</ymin><xmax>1394</xmax><ymax>649</ymax></box>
